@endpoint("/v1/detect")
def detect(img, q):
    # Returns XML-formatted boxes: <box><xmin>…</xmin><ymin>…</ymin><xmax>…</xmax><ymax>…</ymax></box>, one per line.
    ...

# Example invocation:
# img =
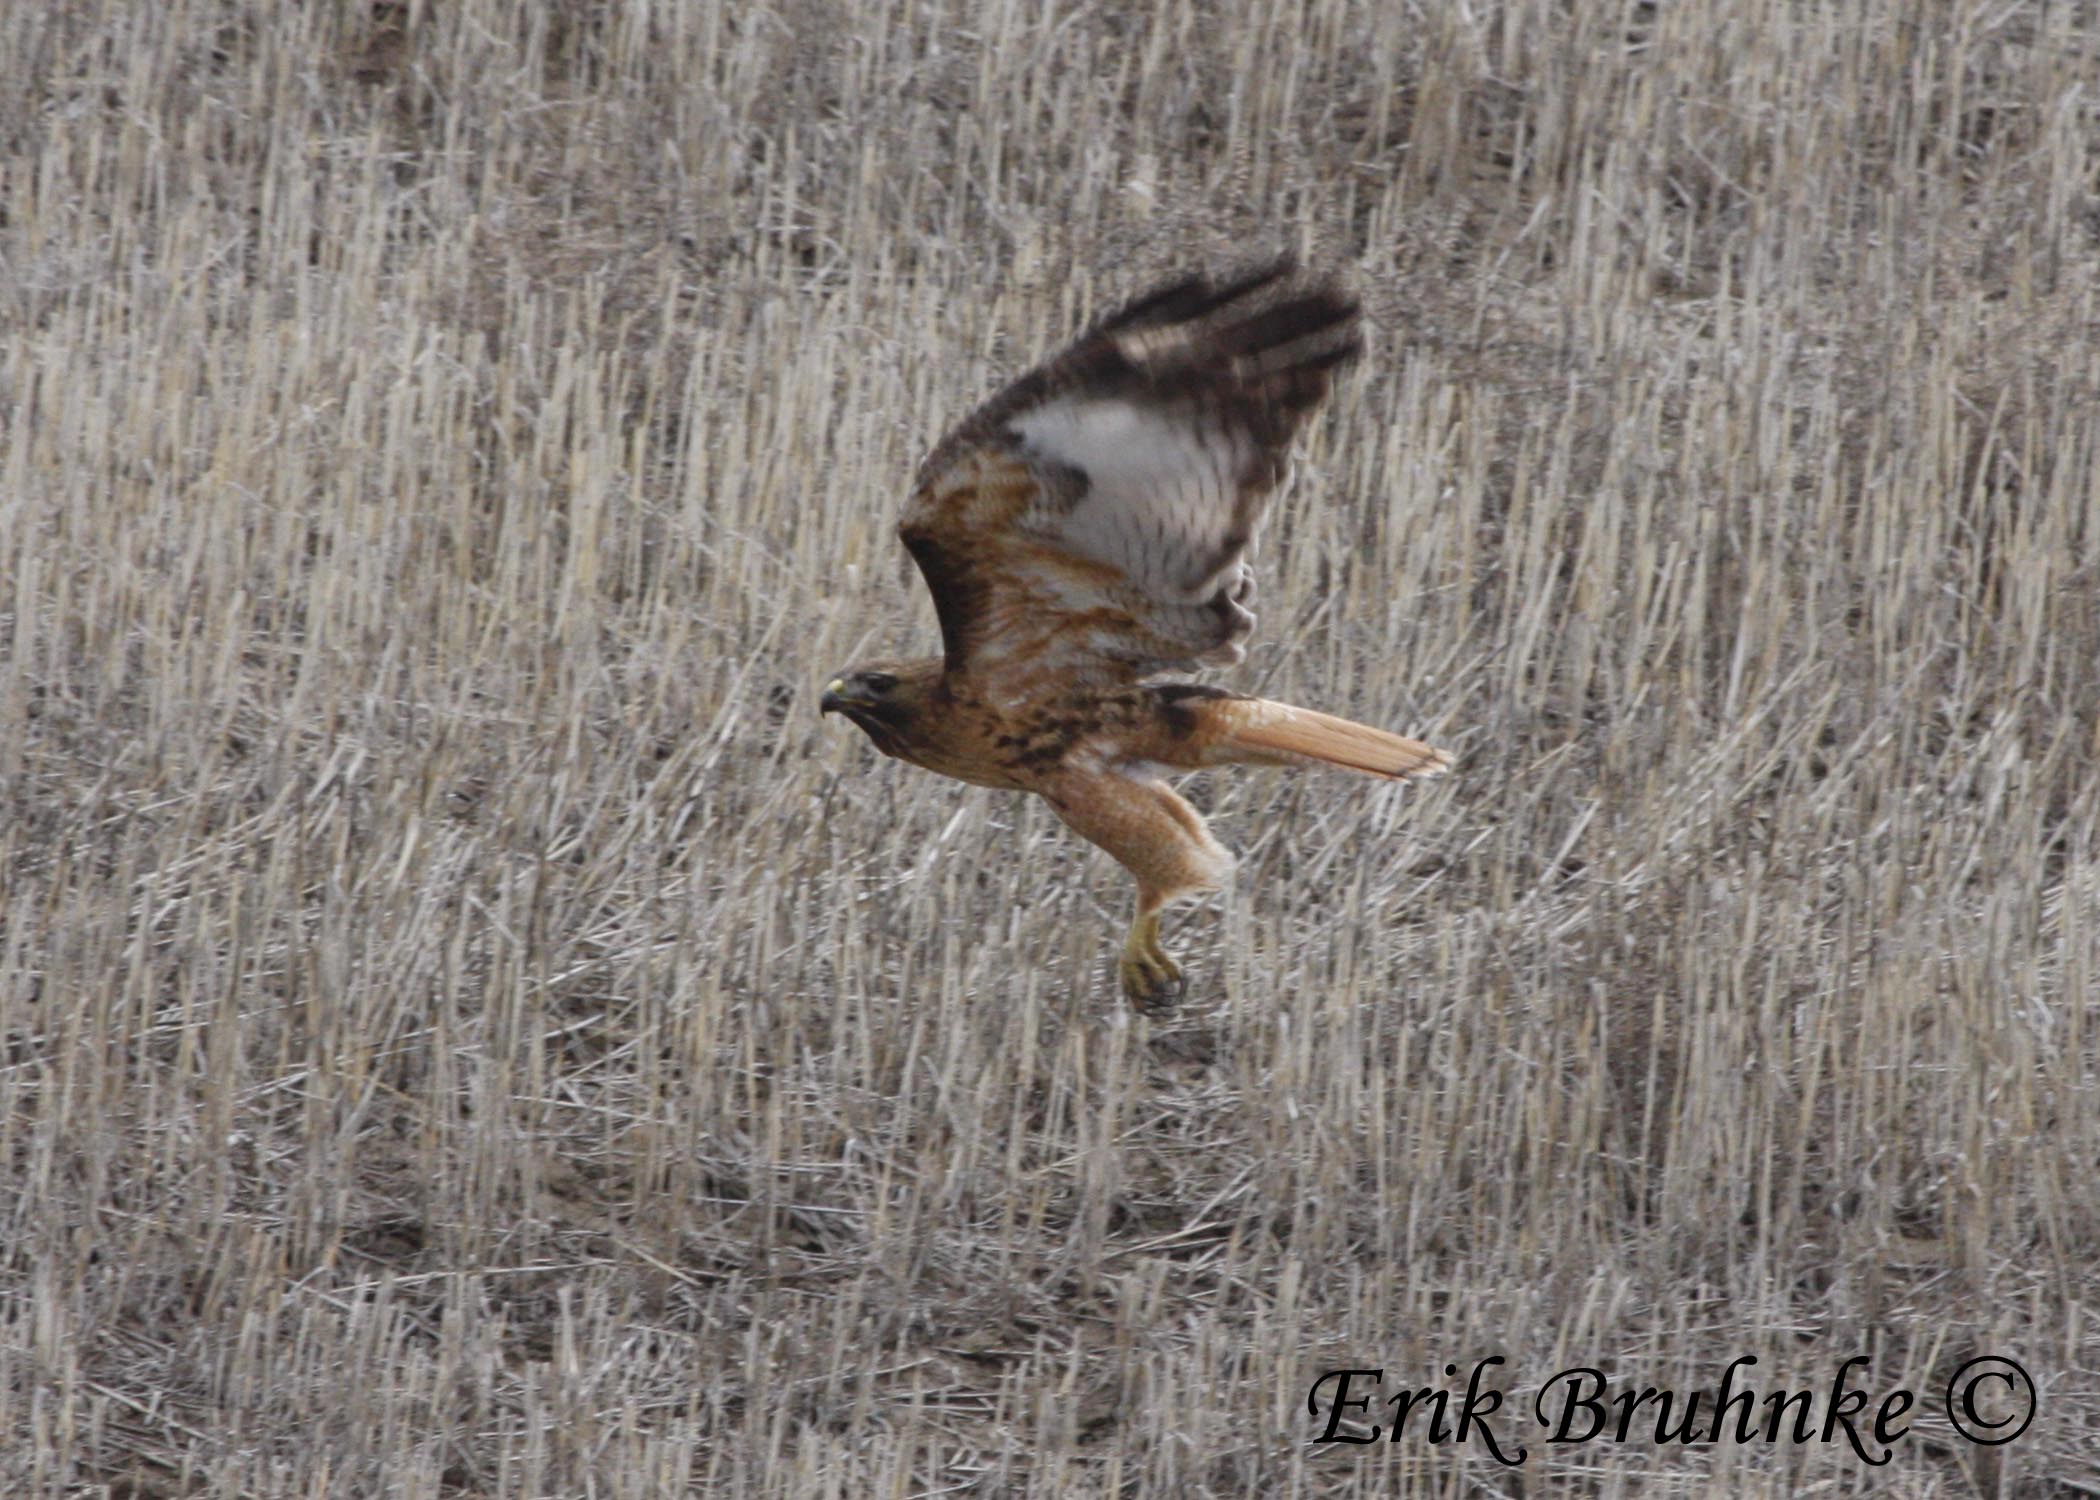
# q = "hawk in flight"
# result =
<box><xmin>823</xmin><ymin>258</ymin><xmax>1451</xmax><ymax>1011</ymax></box>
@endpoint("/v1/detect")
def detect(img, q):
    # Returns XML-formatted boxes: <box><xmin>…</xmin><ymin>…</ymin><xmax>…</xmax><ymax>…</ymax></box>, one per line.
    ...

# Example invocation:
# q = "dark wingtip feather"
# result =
<box><xmin>1095</xmin><ymin>254</ymin><xmax>1303</xmax><ymax>336</ymax></box>
<box><xmin>1096</xmin><ymin>261</ymin><xmax>1363</xmax><ymax>426</ymax></box>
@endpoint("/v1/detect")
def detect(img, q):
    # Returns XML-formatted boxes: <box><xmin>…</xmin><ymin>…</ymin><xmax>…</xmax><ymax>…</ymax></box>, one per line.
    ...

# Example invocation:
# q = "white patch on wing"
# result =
<box><xmin>1115</xmin><ymin>759</ymin><xmax>1173</xmax><ymax>782</ymax></box>
<box><xmin>1010</xmin><ymin>396</ymin><xmax>1252</xmax><ymax>602</ymax></box>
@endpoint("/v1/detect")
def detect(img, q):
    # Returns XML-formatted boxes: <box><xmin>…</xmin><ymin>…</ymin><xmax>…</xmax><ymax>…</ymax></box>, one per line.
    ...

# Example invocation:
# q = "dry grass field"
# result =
<box><xmin>4</xmin><ymin>0</ymin><xmax>2099</xmax><ymax>1494</ymax></box>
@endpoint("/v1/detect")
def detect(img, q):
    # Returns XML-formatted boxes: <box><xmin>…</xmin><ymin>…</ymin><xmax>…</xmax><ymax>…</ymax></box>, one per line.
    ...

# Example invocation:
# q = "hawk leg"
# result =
<box><xmin>1042</xmin><ymin>773</ymin><xmax>1233</xmax><ymax>1014</ymax></box>
<box><xmin>1121</xmin><ymin>901</ymin><xmax>1184</xmax><ymax>1015</ymax></box>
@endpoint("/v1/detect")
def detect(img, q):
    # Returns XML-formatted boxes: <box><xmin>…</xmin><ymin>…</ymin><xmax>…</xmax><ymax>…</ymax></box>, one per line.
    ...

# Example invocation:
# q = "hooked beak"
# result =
<box><xmin>819</xmin><ymin>677</ymin><xmax>854</xmax><ymax>715</ymax></box>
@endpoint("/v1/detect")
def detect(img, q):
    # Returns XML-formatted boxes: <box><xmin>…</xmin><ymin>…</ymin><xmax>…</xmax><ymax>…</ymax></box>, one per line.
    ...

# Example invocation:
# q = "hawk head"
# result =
<box><xmin>820</xmin><ymin>659</ymin><xmax>940</xmax><ymax>759</ymax></box>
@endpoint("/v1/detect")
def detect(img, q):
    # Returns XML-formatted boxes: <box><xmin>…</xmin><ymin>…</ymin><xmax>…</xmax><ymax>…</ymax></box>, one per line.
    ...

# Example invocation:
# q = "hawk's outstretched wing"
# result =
<box><xmin>898</xmin><ymin>258</ymin><xmax>1361</xmax><ymax>699</ymax></box>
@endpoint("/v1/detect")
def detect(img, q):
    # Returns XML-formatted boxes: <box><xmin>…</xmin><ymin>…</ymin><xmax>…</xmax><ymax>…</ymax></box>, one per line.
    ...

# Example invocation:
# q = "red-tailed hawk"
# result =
<box><xmin>823</xmin><ymin>258</ymin><xmax>1450</xmax><ymax>1011</ymax></box>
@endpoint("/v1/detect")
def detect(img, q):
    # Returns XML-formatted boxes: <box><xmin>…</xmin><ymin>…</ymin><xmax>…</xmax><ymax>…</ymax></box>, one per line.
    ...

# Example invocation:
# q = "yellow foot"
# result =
<box><xmin>1119</xmin><ymin>912</ymin><xmax>1185</xmax><ymax>1015</ymax></box>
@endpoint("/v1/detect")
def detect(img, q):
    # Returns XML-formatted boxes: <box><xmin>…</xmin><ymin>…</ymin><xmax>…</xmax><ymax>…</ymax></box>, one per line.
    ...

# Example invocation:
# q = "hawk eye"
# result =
<box><xmin>863</xmin><ymin>672</ymin><xmax>897</xmax><ymax>695</ymax></box>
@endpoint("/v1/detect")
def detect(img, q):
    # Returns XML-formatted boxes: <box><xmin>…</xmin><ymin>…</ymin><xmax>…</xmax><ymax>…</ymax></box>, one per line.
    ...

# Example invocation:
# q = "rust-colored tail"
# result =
<box><xmin>1208</xmin><ymin>698</ymin><xmax>1452</xmax><ymax>780</ymax></box>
